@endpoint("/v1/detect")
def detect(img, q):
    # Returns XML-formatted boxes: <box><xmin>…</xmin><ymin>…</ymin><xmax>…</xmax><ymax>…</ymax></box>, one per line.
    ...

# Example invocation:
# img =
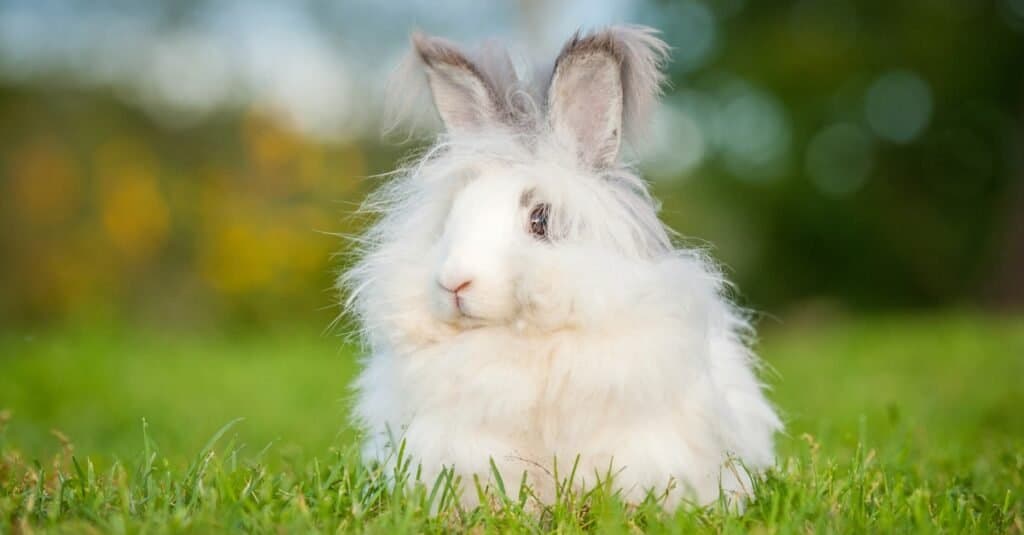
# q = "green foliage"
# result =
<box><xmin>3</xmin><ymin>1</ymin><xmax>1023</xmax><ymax>327</ymax></box>
<box><xmin>652</xmin><ymin>0</ymin><xmax>1024</xmax><ymax>309</ymax></box>
<box><xmin>1</xmin><ymin>315</ymin><xmax>1021</xmax><ymax>532</ymax></box>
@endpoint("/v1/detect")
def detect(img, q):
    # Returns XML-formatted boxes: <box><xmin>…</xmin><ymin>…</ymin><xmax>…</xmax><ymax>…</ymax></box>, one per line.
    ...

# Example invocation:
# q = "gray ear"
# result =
<box><xmin>547</xmin><ymin>26</ymin><xmax>669</xmax><ymax>169</ymax></box>
<box><xmin>412</xmin><ymin>32</ymin><xmax>503</xmax><ymax>134</ymax></box>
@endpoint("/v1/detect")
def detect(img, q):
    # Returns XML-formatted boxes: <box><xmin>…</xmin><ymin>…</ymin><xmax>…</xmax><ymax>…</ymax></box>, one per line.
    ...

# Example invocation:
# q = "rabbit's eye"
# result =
<box><xmin>528</xmin><ymin>203</ymin><xmax>550</xmax><ymax>240</ymax></box>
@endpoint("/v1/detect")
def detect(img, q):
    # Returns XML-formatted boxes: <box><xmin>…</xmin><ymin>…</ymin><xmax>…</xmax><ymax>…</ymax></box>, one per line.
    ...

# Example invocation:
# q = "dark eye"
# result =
<box><xmin>528</xmin><ymin>203</ymin><xmax>550</xmax><ymax>240</ymax></box>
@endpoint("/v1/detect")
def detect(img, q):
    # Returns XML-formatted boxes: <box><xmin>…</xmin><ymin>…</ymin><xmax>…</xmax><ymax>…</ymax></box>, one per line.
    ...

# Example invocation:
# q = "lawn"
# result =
<box><xmin>1</xmin><ymin>315</ymin><xmax>1022</xmax><ymax>532</ymax></box>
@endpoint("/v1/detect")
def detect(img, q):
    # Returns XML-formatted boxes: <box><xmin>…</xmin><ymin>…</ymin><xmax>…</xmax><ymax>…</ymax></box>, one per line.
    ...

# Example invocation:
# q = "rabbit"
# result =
<box><xmin>341</xmin><ymin>25</ymin><xmax>782</xmax><ymax>509</ymax></box>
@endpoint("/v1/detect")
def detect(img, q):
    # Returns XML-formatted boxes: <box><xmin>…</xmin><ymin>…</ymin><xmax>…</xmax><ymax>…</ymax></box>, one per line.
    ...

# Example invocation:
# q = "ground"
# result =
<box><xmin>1</xmin><ymin>314</ymin><xmax>1022</xmax><ymax>533</ymax></box>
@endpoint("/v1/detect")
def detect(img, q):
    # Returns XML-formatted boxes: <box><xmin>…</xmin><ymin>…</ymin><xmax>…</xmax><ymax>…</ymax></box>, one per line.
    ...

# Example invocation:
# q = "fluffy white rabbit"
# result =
<box><xmin>342</xmin><ymin>25</ymin><xmax>781</xmax><ymax>509</ymax></box>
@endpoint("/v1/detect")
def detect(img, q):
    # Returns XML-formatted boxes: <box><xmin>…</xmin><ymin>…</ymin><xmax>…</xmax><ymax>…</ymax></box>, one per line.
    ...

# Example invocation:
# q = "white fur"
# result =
<box><xmin>342</xmin><ymin>26</ymin><xmax>781</xmax><ymax>509</ymax></box>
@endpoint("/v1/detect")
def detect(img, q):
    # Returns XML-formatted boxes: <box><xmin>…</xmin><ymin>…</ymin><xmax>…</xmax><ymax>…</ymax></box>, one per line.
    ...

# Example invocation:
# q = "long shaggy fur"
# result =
<box><xmin>342</xmin><ymin>25</ymin><xmax>781</xmax><ymax>509</ymax></box>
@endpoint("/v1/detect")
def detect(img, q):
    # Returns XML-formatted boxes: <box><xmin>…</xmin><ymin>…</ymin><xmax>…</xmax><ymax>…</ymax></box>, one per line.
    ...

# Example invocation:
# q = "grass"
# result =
<box><xmin>1</xmin><ymin>314</ymin><xmax>1022</xmax><ymax>532</ymax></box>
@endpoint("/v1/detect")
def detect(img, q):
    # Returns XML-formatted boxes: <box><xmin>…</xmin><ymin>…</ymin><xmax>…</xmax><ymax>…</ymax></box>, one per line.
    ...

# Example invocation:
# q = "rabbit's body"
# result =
<box><xmin>344</xmin><ymin>26</ymin><xmax>781</xmax><ymax>508</ymax></box>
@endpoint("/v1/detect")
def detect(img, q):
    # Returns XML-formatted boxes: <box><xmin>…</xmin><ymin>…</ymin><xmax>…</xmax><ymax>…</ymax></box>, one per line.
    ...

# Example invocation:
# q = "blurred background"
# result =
<box><xmin>0</xmin><ymin>0</ymin><xmax>1023</xmax><ymax>482</ymax></box>
<box><xmin>1</xmin><ymin>0</ymin><xmax>1023</xmax><ymax>329</ymax></box>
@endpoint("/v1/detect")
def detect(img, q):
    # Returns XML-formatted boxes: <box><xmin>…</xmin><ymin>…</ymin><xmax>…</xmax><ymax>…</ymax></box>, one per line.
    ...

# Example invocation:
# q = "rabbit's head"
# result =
<box><xmin>347</xmin><ymin>26</ymin><xmax>676</xmax><ymax>340</ymax></box>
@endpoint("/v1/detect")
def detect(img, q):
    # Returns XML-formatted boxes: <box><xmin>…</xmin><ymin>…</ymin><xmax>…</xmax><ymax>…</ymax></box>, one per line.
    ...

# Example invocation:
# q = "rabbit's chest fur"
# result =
<box><xmin>354</xmin><ymin>283</ymin><xmax>760</xmax><ymax>504</ymax></box>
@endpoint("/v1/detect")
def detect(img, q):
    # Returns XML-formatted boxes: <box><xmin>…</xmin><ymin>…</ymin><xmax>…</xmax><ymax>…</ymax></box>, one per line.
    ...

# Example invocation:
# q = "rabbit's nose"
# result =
<box><xmin>440</xmin><ymin>279</ymin><xmax>473</xmax><ymax>294</ymax></box>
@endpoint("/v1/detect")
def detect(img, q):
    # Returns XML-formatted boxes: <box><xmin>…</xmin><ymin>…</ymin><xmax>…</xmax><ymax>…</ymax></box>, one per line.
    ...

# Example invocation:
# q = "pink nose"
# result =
<box><xmin>442</xmin><ymin>279</ymin><xmax>473</xmax><ymax>294</ymax></box>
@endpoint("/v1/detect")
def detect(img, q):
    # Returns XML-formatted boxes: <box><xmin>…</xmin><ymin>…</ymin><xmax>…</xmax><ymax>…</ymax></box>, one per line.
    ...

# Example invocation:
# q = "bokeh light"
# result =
<box><xmin>864</xmin><ymin>70</ymin><xmax>933</xmax><ymax>144</ymax></box>
<box><xmin>647</xmin><ymin>1</ymin><xmax>717</xmax><ymax>74</ymax></box>
<box><xmin>805</xmin><ymin>123</ymin><xmax>875</xmax><ymax>198</ymax></box>
<box><xmin>711</xmin><ymin>79</ymin><xmax>791</xmax><ymax>180</ymax></box>
<box><xmin>642</xmin><ymin>98</ymin><xmax>707</xmax><ymax>179</ymax></box>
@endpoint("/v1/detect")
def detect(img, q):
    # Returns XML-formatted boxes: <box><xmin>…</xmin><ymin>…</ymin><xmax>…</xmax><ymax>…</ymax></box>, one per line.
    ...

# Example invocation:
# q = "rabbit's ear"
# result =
<box><xmin>547</xmin><ymin>26</ymin><xmax>669</xmax><ymax>169</ymax></box>
<box><xmin>412</xmin><ymin>32</ymin><xmax>503</xmax><ymax>134</ymax></box>
<box><xmin>547</xmin><ymin>31</ymin><xmax>624</xmax><ymax>169</ymax></box>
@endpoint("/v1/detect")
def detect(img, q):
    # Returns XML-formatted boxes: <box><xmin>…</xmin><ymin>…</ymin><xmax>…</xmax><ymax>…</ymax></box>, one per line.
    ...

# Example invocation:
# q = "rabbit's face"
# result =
<box><xmin>427</xmin><ymin>155</ymin><xmax>668</xmax><ymax>331</ymax></box>
<box><xmin>350</xmin><ymin>27</ymin><xmax>674</xmax><ymax>335</ymax></box>
<box><xmin>431</xmin><ymin>166</ymin><xmax>550</xmax><ymax>327</ymax></box>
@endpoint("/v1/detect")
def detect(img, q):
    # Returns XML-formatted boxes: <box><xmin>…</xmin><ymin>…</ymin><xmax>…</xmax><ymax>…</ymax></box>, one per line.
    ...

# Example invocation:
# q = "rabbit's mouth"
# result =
<box><xmin>451</xmin><ymin>299</ymin><xmax>489</xmax><ymax>324</ymax></box>
<box><xmin>445</xmin><ymin>296</ymin><xmax>512</xmax><ymax>331</ymax></box>
<box><xmin>453</xmin><ymin>295</ymin><xmax>469</xmax><ymax>315</ymax></box>
<box><xmin>442</xmin><ymin>290</ymin><xmax>482</xmax><ymax>323</ymax></box>
<box><xmin>436</xmin><ymin>293</ymin><xmax>486</xmax><ymax>327</ymax></box>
